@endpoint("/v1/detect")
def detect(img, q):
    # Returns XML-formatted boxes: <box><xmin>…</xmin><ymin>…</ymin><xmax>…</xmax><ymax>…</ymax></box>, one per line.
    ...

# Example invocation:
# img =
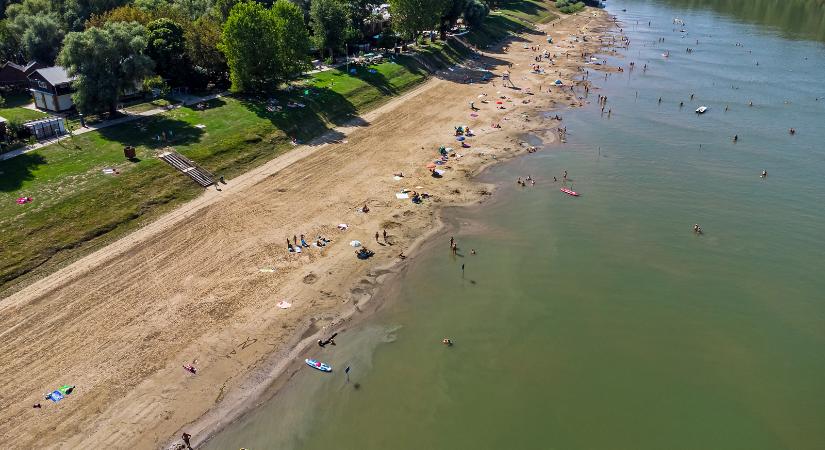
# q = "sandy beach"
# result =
<box><xmin>0</xmin><ymin>9</ymin><xmax>615</xmax><ymax>449</ymax></box>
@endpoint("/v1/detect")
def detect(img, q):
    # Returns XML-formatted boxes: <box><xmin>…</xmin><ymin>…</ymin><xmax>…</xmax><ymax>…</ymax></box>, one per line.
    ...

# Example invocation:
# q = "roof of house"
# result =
<box><xmin>32</xmin><ymin>66</ymin><xmax>76</xmax><ymax>86</ymax></box>
<box><xmin>0</xmin><ymin>116</ymin><xmax>7</xmax><ymax>123</ymax></box>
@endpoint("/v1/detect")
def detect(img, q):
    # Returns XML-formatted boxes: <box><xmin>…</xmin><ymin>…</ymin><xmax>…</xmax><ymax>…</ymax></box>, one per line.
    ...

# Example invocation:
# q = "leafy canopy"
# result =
<box><xmin>58</xmin><ymin>21</ymin><xmax>154</xmax><ymax>114</ymax></box>
<box><xmin>310</xmin><ymin>0</ymin><xmax>350</xmax><ymax>60</ymax></box>
<box><xmin>220</xmin><ymin>0</ymin><xmax>309</xmax><ymax>92</ymax></box>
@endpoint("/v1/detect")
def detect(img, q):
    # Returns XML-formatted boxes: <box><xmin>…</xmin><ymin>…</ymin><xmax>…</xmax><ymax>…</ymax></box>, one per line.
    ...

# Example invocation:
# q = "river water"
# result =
<box><xmin>203</xmin><ymin>0</ymin><xmax>825</xmax><ymax>448</ymax></box>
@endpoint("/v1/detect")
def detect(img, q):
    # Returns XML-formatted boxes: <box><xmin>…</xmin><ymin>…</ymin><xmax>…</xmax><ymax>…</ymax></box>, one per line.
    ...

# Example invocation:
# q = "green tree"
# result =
<box><xmin>146</xmin><ymin>18</ymin><xmax>188</xmax><ymax>85</ymax></box>
<box><xmin>220</xmin><ymin>0</ymin><xmax>309</xmax><ymax>92</ymax></box>
<box><xmin>186</xmin><ymin>15</ymin><xmax>227</xmax><ymax>83</ymax></box>
<box><xmin>64</xmin><ymin>0</ymin><xmax>133</xmax><ymax>30</ymax></box>
<box><xmin>463</xmin><ymin>0</ymin><xmax>488</xmax><ymax>27</ymax></box>
<box><xmin>272</xmin><ymin>0</ymin><xmax>311</xmax><ymax>77</ymax></box>
<box><xmin>58</xmin><ymin>21</ymin><xmax>154</xmax><ymax>115</ymax></box>
<box><xmin>133</xmin><ymin>0</ymin><xmax>170</xmax><ymax>14</ymax></box>
<box><xmin>389</xmin><ymin>0</ymin><xmax>448</xmax><ymax>41</ymax></box>
<box><xmin>0</xmin><ymin>19</ymin><xmax>23</xmax><ymax>63</ymax></box>
<box><xmin>21</xmin><ymin>14</ymin><xmax>65</xmax><ymax>63</ymax></box>
<box><xmin>310</xmin><ymin>0</ymin><xmax>349</xmax><ymax>61</ymax></box>
<box><xmin>6</xmin><ymin>0</ymin><xmax>65</xmax><ymax>64</ymax></box>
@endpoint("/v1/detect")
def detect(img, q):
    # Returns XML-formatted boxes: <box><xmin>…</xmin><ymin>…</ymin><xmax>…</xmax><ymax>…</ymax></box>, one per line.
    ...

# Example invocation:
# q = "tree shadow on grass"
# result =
<box><xmin>95</xmin><ymin>115</ymin><xmax>206</xmax><ymax>150</ymax></box>
<box><xmin>0</xmin><ymin>152</ymin><xmax>47</xmax><ymax>192</ymax></box>
<box><xmin>237</xmin><ymin>87</ymin><xmax>361</xmax><ymax>145</ymax></box>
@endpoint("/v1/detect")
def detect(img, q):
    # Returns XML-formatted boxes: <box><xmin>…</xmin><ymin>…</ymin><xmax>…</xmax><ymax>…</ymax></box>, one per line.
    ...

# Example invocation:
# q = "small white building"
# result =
<box><xmin>28</xmin><ymin>66</ymin><xmax>76</xmax><ymax>112</ymax></box>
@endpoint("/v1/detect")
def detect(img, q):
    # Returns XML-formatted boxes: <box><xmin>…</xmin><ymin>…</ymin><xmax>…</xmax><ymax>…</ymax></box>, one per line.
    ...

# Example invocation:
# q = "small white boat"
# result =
<box><xmin>695</xmin><ymin>106</ymin><xmax>708</xmax><ymax>114</ymax></box>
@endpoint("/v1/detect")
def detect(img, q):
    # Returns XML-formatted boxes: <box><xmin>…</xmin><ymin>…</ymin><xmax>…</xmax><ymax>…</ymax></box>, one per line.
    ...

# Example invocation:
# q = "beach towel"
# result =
<box><xmin>276</xmin><ymin>301</ymin><xmax>292</xmax><ymax>309</ymax></box>
<box><xmin>46</xmin><ymin>391</ymin><xmax>64</xmax><ymax>402</ymax></box>
<box><xmin>349</xmin><ymin>240</ymin><xmax>362</xmax><ymax>247</ymax></box>
<box><xmin>396</xmin><ymin>192</ymin><xmax>410</xmax><ymax>199</ymax></box>
<box><xmin>393</xmin><ymin>176</ymin><xmax>403</xmax><ymax>181</ymax></box>
<box><xmin>259</xmin><ymin>268</ymin><xmax>276</xmax><ymax>273</ymax></box>
<box><xmin>434</xmin><ymin>169</ymin><xmax>445</xmax><ymax>176</ymax></box>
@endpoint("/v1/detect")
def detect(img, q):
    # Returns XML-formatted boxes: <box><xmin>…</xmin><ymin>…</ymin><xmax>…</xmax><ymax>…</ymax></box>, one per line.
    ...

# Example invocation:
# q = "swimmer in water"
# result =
<box><xmin>693</xmin><ymin>224</ymin><xmax>702</xmax><ymax>234</ymax></box>
<box><xmin>761</xmin><ymin>170</ymin><xmax>767</xmax><ymax>178</ymax></box>
<box><xmin>442</xmin><ymin>338</ymin><xmax>453</xmax><ymax>346</ymax></box>
<box><xmin>789</xmin><ymin>128</ymin><xmax>796</xmax><ymax>135</ymax></box>
<box><xmin>733</xmin><ymin>134</ymin><xmax>738</xmax><ymax>142</ymax></box>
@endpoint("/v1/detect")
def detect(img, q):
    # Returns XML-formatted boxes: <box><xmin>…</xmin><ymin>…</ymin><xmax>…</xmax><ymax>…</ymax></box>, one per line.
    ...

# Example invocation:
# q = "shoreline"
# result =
<box><xmin>180</xmin><ymin>11</ymin><xmax>618</xmax><ymax>450</ymax></box>
<box><xmin>0</xmin><ymin>7</ymin><xmax>617</xmax><ymax>449</ymax></box>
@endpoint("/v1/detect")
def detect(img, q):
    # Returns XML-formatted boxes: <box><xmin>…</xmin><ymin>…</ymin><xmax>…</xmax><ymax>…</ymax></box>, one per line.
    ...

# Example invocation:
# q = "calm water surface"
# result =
<box><xmin>204</xmin><ymin>0</ymin><xmax>825</xmax><ymax>448</ymax></box>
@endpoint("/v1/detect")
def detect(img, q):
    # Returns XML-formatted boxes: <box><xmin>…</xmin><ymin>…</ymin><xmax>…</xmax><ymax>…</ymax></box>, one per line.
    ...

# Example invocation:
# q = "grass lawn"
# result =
<box><xmin>122</xmin><ymin>98</ymin><xmax>175</xmax><ymax>114</ymax></box>
<box><xmin>0</xmin><ymin>92</ymin><xmax>49</xmax><ymax>123</ymax></box>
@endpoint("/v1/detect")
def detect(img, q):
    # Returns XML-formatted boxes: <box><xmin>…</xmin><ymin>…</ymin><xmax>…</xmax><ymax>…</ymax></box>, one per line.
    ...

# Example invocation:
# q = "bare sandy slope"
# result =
<box><xmin>0</xmin><ymin>10</ymin><xmax>615</xmax><ymax>449</ymax></box>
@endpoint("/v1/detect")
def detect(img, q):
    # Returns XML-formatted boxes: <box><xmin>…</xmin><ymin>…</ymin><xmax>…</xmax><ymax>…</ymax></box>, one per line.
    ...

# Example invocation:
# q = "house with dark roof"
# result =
<box><xmin>0</xmin><ymin>61</ymin><xmax>44</xmax><ymax>87</ymax></box>
<box><xmin>28</xmin><ymin>66</ymin><xmax>77</xmax><ymax>112</ymax></box>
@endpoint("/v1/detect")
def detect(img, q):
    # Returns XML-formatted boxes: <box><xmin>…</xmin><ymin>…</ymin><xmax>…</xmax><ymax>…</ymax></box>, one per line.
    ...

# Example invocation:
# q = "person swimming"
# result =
<box><xmin>761</xmin><ymin>170</ymin><xmax>768</xmax><ymax>178</ymax></box>
<box><xmin>442</xmin><ymin>338</ymin><xmax>453</xmax><ymax>346</ymax></box>
<box><xmin>733</xmin><ymin>135</ymin><xmax>738</xmax><ymax>142</ymax></box>
<box><xmin>693</xmin><ymin>224</ymin><xmax>702</xmax><ymax>234</ymax></box>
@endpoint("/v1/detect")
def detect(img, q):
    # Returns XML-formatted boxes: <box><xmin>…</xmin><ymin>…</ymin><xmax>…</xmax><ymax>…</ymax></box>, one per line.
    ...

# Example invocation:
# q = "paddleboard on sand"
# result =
<box><xmin>560</xmin><ymin>187</ymin><xmax>579</xmax><ymax>196</ymax></box>
<box><xmin>306</xmin><ymin>359</ymin><xmax>332</xmax><ymax>372</ymax></box>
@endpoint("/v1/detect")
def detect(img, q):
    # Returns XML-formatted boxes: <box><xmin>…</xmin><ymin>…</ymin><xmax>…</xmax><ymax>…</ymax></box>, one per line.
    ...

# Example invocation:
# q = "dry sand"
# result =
<box><xmin>0</xmin><ymin>9</ymin><xmax>617</xmax><ymax>449</ymax></box>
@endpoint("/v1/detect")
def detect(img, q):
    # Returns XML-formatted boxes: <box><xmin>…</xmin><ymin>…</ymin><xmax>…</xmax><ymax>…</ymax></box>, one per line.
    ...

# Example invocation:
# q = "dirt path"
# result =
<box><xmin>0</xmin><ymin>10</ymin><xmax>616</xmax><ymax>449</ymax></box>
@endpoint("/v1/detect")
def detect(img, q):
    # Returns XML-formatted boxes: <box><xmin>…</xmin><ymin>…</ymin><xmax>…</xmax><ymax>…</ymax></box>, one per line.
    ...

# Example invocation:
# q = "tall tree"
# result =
<box><xmin>463</xmin><ymin>0</ymin><xmax>488</xmax><ymax>27</ymax></box>
<box><xmin>0</xmin><ymin>19</ymin><xmax>24</xmax><ymax>63</ymax></box>
<box><xmin>6</xmin><ymin>0</ymin><xmax>65</xmax><ymax>63</ymax></box>
<box><xmin>185</xmin><ymin>15</ymin><xmax>227</xmax><ymax>83</ymax></box>
<box><xmin>388</xmin><ymin>0</ymin><xmax>449</xmax><ymax>41</ymax></box>
<box><xmin>272</xmin><ymin>0</ymin><xmax>311</xmax><ymax>77</ymax></box>
<box><xmin>20</xmin><ymin>14</ymin><xmax>65</xmax><ymax>63</ymax></box>
<box><xmin>220</xmin><ymin>0</ymin><xmax>309</xmax><ymax>92</ymax></box>
<box><xmin>146</xmin><ymin>18</ymin><xmax>188</xmax><ymax>84</ymax></box>
<box><xmin>310</xmin><ymin>0</ymin><xmax>349</xmax><ymax>61</ymax></box>
<box><xmin>64</xmin><ymin>0</ymin><xmax>131</xmax><ymax>30</ymax></box>
<box><xmin>58</xmin><ymin>21</ymin><xmax>154</xmax><ymax>115</ymax></box>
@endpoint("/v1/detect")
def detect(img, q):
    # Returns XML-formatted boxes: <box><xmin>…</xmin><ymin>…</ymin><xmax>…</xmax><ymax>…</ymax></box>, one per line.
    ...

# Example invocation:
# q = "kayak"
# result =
<box><xmin>696</xmin><ymin>106</ymin><xmax>708</xmax><ymax>113</ymax></box>
<box><xmin>305</xmin><ymin>358</ymin><xmax>332</xmax><ymax>372</ymax></box>
<box><xmin>560</xmin><ymin>187</ymin><xmax>579</xmax><ymax>196</ymax></box>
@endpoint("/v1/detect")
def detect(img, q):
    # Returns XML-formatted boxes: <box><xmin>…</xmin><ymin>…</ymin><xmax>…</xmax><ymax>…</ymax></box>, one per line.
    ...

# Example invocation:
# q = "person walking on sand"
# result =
<box><xmin>182</xmin><ymin>433</ymin><xmax>192</xmax><ymax>450</ymax></box>
<box><xmin>383</xmin><ymin>229</ymin><xmax>388</xmax><ymax>243</ymax></box>
<box><xmin>450</xmin><ymin>236</ymin><xmax>455</xmax><ymax>248</ymax></box>
<box><xmin>375</xmin><ymin>231</ymin><xmax>380</xmax><ymax>243</ymax></box>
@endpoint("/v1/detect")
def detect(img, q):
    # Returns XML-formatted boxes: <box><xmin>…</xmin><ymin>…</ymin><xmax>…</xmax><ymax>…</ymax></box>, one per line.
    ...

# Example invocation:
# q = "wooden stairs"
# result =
<box><xmin>158</xmin><ymin>150</ymin><xmax>215</xmax><ymax>187</ymax></box>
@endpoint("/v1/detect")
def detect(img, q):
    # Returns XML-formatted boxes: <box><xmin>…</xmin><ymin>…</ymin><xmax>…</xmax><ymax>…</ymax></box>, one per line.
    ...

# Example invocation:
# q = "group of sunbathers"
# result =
<box><xmin>287</xmin><ymin>233</ymin><xmax>331</xmax><ymax>252</ymax></box>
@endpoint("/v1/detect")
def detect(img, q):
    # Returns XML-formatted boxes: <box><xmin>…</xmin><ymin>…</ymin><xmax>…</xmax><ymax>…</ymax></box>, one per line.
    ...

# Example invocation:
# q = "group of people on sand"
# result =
<box><xmin>287</xmin><ymin>233</ymin><xmax>331</xmax><ymax>252</ymax></box>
